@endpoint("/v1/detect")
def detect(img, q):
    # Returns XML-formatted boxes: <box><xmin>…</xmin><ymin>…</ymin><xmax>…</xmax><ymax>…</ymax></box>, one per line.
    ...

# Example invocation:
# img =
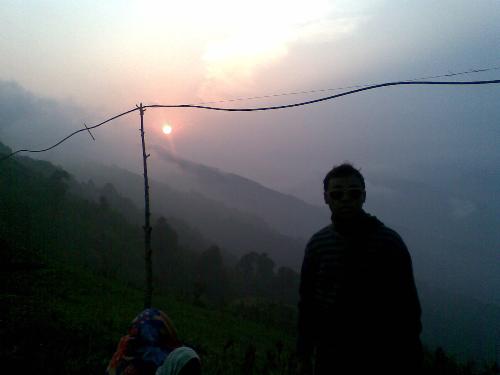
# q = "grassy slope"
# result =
<box><xmin>5</xmin><ymin>249</ymin><xmax>498</xmax><ymax>375</ymax></box>
<box><xmin>1</xmin><ymin>253</ymin><xmax>296</xmax><ymax>375</ymax></box>
<box><xmin>0</xmin><ymin>146</ymin><xmax>293</xmax><ymax>374</ymax></box>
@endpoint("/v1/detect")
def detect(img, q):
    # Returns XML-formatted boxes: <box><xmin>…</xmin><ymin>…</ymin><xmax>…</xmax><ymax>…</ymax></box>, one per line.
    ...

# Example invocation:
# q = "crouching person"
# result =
<box><xmin>107</xmin><ymin>308</ymin><xmax>201</xmax><ymax>375</ymax></box>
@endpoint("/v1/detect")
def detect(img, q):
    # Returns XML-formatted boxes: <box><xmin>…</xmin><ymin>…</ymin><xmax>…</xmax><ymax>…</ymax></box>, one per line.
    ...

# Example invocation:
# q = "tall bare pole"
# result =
<box><xmin>139</xmin><ymin>103</ymin><xmax>153</xmax><ymax>309</ymax></box>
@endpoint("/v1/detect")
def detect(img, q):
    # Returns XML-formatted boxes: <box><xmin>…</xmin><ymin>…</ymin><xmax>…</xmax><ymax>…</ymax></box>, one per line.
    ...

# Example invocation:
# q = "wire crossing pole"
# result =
<box><xmin>138</xmin><ymin>103</ymin><xmax>153</xmax><ymax>309</ymax></box>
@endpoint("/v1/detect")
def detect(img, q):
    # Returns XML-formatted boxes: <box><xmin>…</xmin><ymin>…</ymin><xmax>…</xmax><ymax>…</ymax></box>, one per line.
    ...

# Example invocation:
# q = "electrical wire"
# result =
<box><xmin>1</xmin><ymin>107</ymin><xmax>139</xmax><ymax>159</ymax></box>
<box><xmin>1</xmin><ymin>75</ymin><xmax>499</xmax><ymax>162</ymax></box>
<box><xmin>149</xmin><ymin>79</ymin><xmax>500</xmax><ymax>112</ymax></box>
<box><xmin>188</xmin><ymin>66</ymin><xmax>500</xmax><ymax>105</ymax></box>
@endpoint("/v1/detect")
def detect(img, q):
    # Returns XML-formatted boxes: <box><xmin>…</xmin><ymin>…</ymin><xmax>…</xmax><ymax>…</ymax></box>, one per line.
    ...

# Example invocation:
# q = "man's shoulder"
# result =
<box><xmin>306</xmin><ymin>225</ymin><xmax>335</xmax><ymax>249</ymax></box>
<box><xmin>309</xmin><ymin>225</ymin><xmax>334</xmax><ymax>240</ymax></box>
<box><xmin>311</xmin><ymin>224</ymin><xmax>332</xmax><ymax>238</ymax></box>
<box><xmin>372</xmin><ymin>222</ymin><xmax>409</xmax><ymax>255</ymax></box>
<box><xmin>374</xmin><ymin>223</ymin><xmax>403</xmax><ymax>240</ymax></box>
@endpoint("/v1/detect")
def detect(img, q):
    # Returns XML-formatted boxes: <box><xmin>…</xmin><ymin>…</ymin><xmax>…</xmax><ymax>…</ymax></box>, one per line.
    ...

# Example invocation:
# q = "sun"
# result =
<box><xmin>162</xmin><ymin>124</ymin><xmax>173</xmax><ymax>135</ymax></box>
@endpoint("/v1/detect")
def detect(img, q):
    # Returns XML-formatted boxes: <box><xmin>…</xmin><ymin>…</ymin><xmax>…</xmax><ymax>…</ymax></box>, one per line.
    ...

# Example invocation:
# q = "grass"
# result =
<box><xmin>1</xmin><ymin>254</ymin><xmax>297</xmax><ymax>374</ymax></box>
<box><xmin>2</xmin><ymin>247</ymin><xmax>497</xmax><ymax>375</ymax></box>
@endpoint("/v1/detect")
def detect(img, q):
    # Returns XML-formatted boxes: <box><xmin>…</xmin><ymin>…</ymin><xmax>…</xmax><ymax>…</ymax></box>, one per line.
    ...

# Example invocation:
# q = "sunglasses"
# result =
<box><xmin>328</xmin><ymin>189</ymin><xmax>364</xmax><ymax>201</ymax></box>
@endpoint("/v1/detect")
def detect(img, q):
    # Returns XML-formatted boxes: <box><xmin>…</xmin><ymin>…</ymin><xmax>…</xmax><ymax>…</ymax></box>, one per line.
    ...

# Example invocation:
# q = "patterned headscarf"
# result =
<box><xmin>106</xmin><ymin>308</ymin><xmax>182</xmax><ymax>375</ymax></box>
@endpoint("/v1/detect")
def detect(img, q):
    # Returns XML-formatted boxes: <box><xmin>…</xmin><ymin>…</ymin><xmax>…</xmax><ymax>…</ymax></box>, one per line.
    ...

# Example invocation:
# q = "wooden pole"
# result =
<box><xmin>139</xmin><ymin>103</ymin><xmax>153</xmax><ymax>309</ymax></box>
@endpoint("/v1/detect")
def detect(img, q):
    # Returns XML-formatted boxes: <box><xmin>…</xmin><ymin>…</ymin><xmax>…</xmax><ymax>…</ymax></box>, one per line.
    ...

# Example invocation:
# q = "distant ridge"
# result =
<box><xmin>64</xmin><ymin>158</ymin><xmax>308</xmax><ymax>269</ymax></box>
<box><xmin>149</xmin><ymin>145</ymin><xmax>327</xmax><ymax>239</ymax></box>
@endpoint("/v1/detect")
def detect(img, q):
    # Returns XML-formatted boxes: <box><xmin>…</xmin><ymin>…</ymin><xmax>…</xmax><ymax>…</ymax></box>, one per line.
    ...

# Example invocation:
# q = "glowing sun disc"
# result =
<box><xmin>162</xmin><ymin>124</ymin><xmax>173</xmax><ymax>135</ymax></box>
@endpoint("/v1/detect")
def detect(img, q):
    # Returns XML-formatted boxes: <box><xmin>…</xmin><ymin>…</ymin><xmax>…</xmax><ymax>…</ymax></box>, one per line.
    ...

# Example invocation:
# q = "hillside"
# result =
<box><xmin>1</xmin><ymin>142</ymin><xmax>498</xmax><ymax>369</ymax></box>
<box><xmin>57</xmin><ymin>150</ymin><xmax>500</xmax><ymax>364</ymax></box>
<box><xmin>1</xmin><ymin>241</ymin><xmax>297</xmax><ymax>374</ymax></box>
<box><xmin>61</xmin><ymin>149</ymin><xmax>500</xmax><ymax>309</ymax></box>
<box><xmin>0</xmin><ymin>144</ymin><xmax>300</xmax><ymax>374</ymax></box>
<box><xmin>149</xmin><ymin>146</ymin><xmax>326</xmax><ymax>239</ymax></box>
<box><xmin>64</xmin><ymin>159</ymin><xmax>306</xmax><ymax>269</ymax></box>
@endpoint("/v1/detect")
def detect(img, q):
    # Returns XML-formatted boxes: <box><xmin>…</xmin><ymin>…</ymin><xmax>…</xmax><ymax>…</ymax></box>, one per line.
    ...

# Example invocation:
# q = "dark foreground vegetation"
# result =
<box><xmin>0</xmin><ymin>142</ymin><xmax>498</xmax><ymax>374</ymax></box>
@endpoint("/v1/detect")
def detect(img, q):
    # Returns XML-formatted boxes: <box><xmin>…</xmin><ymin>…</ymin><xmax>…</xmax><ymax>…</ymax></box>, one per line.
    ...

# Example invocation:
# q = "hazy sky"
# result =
<box><xmin>1</xmin><ymin>0</ymin><xmax>499</xmax><ymax>202</ymax></box>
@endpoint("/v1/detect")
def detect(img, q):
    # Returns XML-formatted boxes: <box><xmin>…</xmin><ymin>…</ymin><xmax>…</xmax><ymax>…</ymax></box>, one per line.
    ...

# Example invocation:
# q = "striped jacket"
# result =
<box><xmin>297</xmin><ymin>211</ymin><xmax>422</xmax><ymax>369</ymax></box>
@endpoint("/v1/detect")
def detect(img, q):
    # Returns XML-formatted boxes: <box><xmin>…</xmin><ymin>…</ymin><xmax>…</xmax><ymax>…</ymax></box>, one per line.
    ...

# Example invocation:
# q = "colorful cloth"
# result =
<box><xmin>155</xmin><ymin>346</ymin><xmax>200</xmax><ymax>375</ymax></box>
<box><xmin>107</xmin><ymin>308</ymin><xmax>182</xmax><ymax>375</ymax></box>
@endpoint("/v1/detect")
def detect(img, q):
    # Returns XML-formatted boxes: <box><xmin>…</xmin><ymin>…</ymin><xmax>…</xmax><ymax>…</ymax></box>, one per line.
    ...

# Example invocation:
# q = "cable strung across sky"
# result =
<box><xmin>151</xmin><ymin>79</ymin><xmax>500</xmax><ymax>111</ymax></box>
<box><xmin>1</xmin><ymin>78</ymin><xmax>499</xmax><ymax>162</ymax></box>
<box><xmin>191</xmin><ymin>66</ymin><xmax>500</xmax><ymax>105</ymax></box>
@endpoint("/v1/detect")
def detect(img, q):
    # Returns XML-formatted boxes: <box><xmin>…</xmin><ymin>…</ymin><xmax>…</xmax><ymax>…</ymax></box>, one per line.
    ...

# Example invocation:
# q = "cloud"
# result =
<box><xmin>0</xmin><ymin>80</ymin><xmax>134</xmax><ymax>169</ymax></box>
<box><xmin>197</xmin><ymin>0</ymin><xmax>368</xmax><ymax>99</ymax></box>
<box><xmin>365</xmin><ymin>180</ymin><xmax>397</xmax><ymax>197</ymax></box>
<box><xmin>0</xmin><ymin>81</ymin><xmax>41</xmax><ymax>130</ymax></box>
<box><xmin>198</xmin><ymin>30</ymin><xmax>290</xmax><ymax>99</ymax></box>
<box><xmin>0</xmin><ymin>80</ymin><xmax>83</xmax><ymax>148</ymax></box>
<box><xmin>449</xmin><ymin>198</ymin><xmax>477</xmax><ymax>219</ymax></box>
<box><xmin>293</xmin><ymin>16</ymin><xmax>363</xmax><ymax>43</ymax></box>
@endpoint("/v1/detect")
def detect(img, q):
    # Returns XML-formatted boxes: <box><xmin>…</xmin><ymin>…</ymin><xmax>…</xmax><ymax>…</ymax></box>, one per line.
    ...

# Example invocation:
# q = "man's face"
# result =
<box><xmin>324</xmin><ymin>175</ymin><xmax>366</xmax><ymax>219</ymax></box>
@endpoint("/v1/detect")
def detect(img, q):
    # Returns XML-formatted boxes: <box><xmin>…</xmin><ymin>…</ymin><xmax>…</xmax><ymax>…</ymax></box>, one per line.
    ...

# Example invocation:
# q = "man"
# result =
<box><xmin>297</xmin><ymin>163</ymin><xmax>422</xmax><ymax>374</ymax></box>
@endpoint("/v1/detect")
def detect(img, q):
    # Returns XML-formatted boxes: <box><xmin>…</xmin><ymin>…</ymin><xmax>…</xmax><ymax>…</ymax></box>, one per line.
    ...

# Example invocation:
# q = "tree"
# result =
<box><xmin>275</xmin><ymin>266</ymin><xmax>300</xmax><ymax>304</ymax></box>
<box><xmin>197</xmin><ymin>245</ymin><xmax>228</xmax><ymax>302</ymax></box>
<box><xmin>152</xmin><ymin>217</ymin><xmax>184</xmax><ymax>291</ymax></box>
<box><xmin>235</xmin><ymin>252</ymin><xmax>260</xmax><ymax>295</ymax></box>
<box><xmin>48</xmin><ymin>169</ymin><xmax>70</xmax><ymax>201</ymax></box>
<box><xmin>255</xmin><ymin>253</ymin><xmax>275</xmax><ymax>295</ymax></box>
<box><xmin>153</xmin><ymin>217</ymin><xmax>178</xmax><ymax>251</ymax></box>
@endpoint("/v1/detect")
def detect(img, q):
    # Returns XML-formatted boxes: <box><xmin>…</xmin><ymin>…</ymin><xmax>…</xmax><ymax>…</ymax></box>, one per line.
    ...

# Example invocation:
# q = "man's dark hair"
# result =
<box><xmin>323</xmin><ymin>163</ymin><xmax>365</xmax><ymax>191</ymax></box>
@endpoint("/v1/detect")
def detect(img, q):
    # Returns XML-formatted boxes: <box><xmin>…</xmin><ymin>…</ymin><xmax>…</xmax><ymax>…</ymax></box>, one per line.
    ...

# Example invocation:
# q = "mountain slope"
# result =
<box><xmin>149</xmin><ymin>146</ymin><xmax>327</xmax><ymax>239</ymax></box>
<box><xmin>2</xmin><ymin>143</ymin><xmax>498</xmax><ymax>365</ymax></box>
<box><xmin>65</xmin><ymin>160</ymin><xmax>306</xmax><ymax>268</ymax></box>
